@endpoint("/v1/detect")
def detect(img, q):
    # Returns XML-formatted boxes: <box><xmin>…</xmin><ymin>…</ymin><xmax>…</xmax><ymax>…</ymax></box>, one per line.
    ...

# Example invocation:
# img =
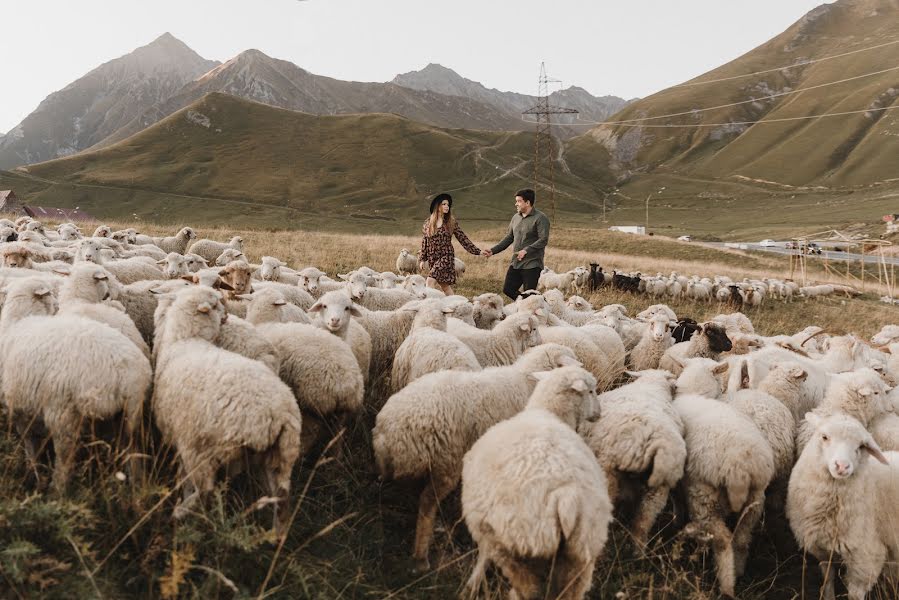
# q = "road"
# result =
<box><xmin>703</xmin><ymin>242</ymin><xmax>899</xmax><ymax>266</ymax></box>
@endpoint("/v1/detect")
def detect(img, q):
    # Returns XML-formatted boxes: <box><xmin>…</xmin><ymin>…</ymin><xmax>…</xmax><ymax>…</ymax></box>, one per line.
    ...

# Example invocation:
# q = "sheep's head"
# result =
<box><xmin>63</xmin><ymin>264</ymin><xmax>118</xmax><ymax>303</ymax></box>
<box><xmin>259</xmin><ymin>256</ymin><xmax>283</xmax><ymax>281</ymax></box>
<box><xmin>378</xmin><ymin>272</ymin><xmax>401</xmax><ymax>289</ymax></box>
<box><xmin>298</xmin><ymin>267</ymin><xmax>326</xmax><ymax>294</ymax></box>
<box><xmin>805</xmin><ymin>413</ymin><xmax>888</xmax><ymax>479</ymax></box>
<box><xmin>399</xmin><ymin>249</ymin><xmax>410</xmax><ymax>258</ymax></box>
<box><xmin>230</xmin><ymin>236</ymin><xmax>244</xmax><ymax>249</ymax></box>
<box><xmin>24</xmin><ymin>221</ymin><xmax>45</xmax><ymax>235</ymax></box>
<box><xmin>308</xmin><ymin>290</ymin><xmax>361</xmax><ymax>333</ymax></box>
<box><xmin>629</xmin><ymin>368</ymin><xmax>679</xmax><ymax>393</ymax></box>
<box><xmin>502</xmin><ymin>312</ymin><xmax>542</xmax><ymax>348</ymax></box>
<box><xmin>244</xmin><ymin>287</ymin><xmax>293</xmax><ymax>325</ymax></box>
<box><xmin>1</xmin><ymin>245</ymin><xmax>31</xmax><ymax>268</ymax></box>
<box><xmin>93</xmin><ymin>225</ymin><xmax>112</xmax><ymax>238</ymax></box>
<box><xmin>699</xmin><ymin>322</ymin><xmax>733</xmax><ymax>353</ymax></box>
<box><xmin>164</xmin><ymin>286</ymin><xmax>228</xmax><ymax>343</ymax></box>
<box><xmin>180</xmin><ymin>227</ymin><xmax>197</xmax><ymax>240</ymax></box>
<box><xmin>566</xmin><ymin>295</ymin><xmax>591</xmax><ymax>312</ymax></box>
<box><xmin>344</xmin><ymin>272</ymin><xmax>369</xmax><ymax>300</ymax></box>
<box><xmin>644</xmin><ymin>314</ymin><xmax>674</xmax><ymax>343</ymax></box>
<box><xmin>75</xmin><ymin>240</ymin><xmax>103</xmax><ymax>264</ymax></box>
<box><xmin>872</xmin><ymin>324</ymin><xmax>899</xmax><ymax>347</ymax></box>
<box><xmin>158</xmin><ymin>253</ymin><xmax>190</xmax><ymax>280</ymax></box>
<box><xmin>214</xmin><ymin>248</ymin><xmax>246</xmax><ymax>266</ymax></box>
<box><xmin>0</xmin><ymin>278</ymin><xmax>58</xmax><ymax>326</ymax></box>
<box><xmin>0</xmin><ymin>226</ymin><xmax>17</xmax><ymax>243</ymax></box>
<box><xmin>183</xmin><ymin>253</ymin><xmax>208</xmax><ymax>273</ymax></box>
<box><xmin>529</xmin><ymin>366</ymin><xmax>600</xmax><ymax>428</ymax></box>
<box><xmin>218</xmin><ymin>261</ymin><xmax>253</xmax><ymax>296</ymax></box>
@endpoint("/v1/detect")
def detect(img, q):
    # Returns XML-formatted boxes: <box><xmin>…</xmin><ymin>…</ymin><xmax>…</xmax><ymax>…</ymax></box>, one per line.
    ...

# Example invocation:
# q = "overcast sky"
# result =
<box><xmin>1</xmin><ymin>0</ymin><xmax>829</xmax><ymax>134</ymax></box>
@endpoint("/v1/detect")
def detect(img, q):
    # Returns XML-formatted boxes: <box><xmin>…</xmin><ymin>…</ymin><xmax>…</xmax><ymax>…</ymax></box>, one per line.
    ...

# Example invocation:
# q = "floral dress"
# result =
<box><xmin>420</xmin><ymin>220</ymin><xmax>481</xmax><ymax>285</ymax></box>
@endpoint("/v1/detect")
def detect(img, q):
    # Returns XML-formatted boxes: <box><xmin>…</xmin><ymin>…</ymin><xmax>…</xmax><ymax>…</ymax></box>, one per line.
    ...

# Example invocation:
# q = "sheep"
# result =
<box><xmin>396</xmin><ymin>248</ymin><xmax>418</xmax><ymax>275</ymax></box>
<box><xmin>543</xmin><ymin>288</ymin><xmax>596</xmax><ymax>326</ymax></box>
<box><xmin>56</xmin><ymin>264</ymin><xmax>150</xmax><ymax>359</ymax></box>
<box><xmin>871</xmin><ymin>324</ymin><xmax>899</xmax><ymax>346</ymax></box>
<box><xmin>353</xmin><ymin>302</ymin><xmax>422</xmax><ymax>382</ymax></box>
<box><xmin>566</xmin><ymin>295</ymin><xmax>593</xmax><ymax>312</ymax></box>
<box><xmin>786</xmin><ymin>413</ymin><xmax>897</xmax><ymax>600</ymax></box>
<box><xmin>628</xmin><ymin>314</ymin><xmax>675</xmax><ymax>371</ymax></box>
<box><xmin>462</xmin><ymin>366</ymin><xmax>610</xmax><ymax>600</ymax></box>
<box><xmin>580</xmin><ymin>369</ymin><xmax>685</xmax><ymax>549</ymax></box>
<box><xmin>591</xmin><ymin>310</ymin><xmax>643</xmax><ymax>351</ymax></box>
<box><xmin>74</xmin><ymin>240</ymin><xmax>163</xmax><ymax>284</ymax></box>
<box><xmin>183</xmin><ymin>253</ymin><xmax>208</xmax><ymax>273</ymax></box>
<box><xmin>217</xmin><ymin>260</ymin><xmax>254</xmax><ymax>298</ymax></box>
<box><xmin>443</xmin><ymin>294</ymin><xmax>476</xmax><ymax>326</ymax></box>
<box><xmin>659</xmin><ymin>322</ymin><xmax>732</xmax><ymax>376</ymax></box>
<box><xmin>537</xmin><ymin>268</ymin><xmax>576</xmax><ymax>293</ymax></box>
<box><xmin>151</xmin><ymin>227</ymin><xmax>197</xmax><ymax>254</ymax></box>
<box><xmin>0</xmin><ymin>277</ymin><xmax>152</xmax><ymax>493</ymax></box>
<box><xmin>306</xmin><ymin>290</ymin><xmax>372</xmax><ymax>383</ymax></box>
<box><xmin>453</xmin><ymin>257</ymin><xmax>465</xmax><ymax>279</ymax></box>
<box><xmin>636</xmin><ymin>303</ymin><xmax>677</xmax><ymax>322</ymax></box>
<box><xmin>391</xmin><ymin>300</ymin><xmax>480</xmax><ymax>391</ymax></box>
<box><xmin>251</xmin><ymin>281</ymin><xmax>315</xmax><ymax>311</ymax></box>
<box><xmin>710</xmin><ymin>312</ymin><xmax>755</xmax><ymax>335</ymax></box>
<box><xmin>213</xmin><ymin>247</ymin><xmax>247</xmax><ymax>266</ymax></box>
<box><xmin>345</xmin><ymin>272</ymin><xmax>418</xmax><ymax>311</ymax></box>
<box><xmin>446</xmin><ymin>312</ymin><xmax>541</xmax><ymax>367</ymax></box>
<box><xmin>377</xmin><ymin>271</ymin><xmax>403</xmax><ymax>289</ymax></box>
<box><xmin>471</xmin><ymin>292</ymin><xmax>504</xmax><ymax>329</ymax></box>
<box><xmin>152</xmin><ymin>286</ymin><xmax>301</xmax><ymax>534</ymax></box>
<box><xmin>372</xmin><ymin>343</ymin><xmax>581</xmax><ymax>571</ymax></box>
<box><xmin>0</xmin><ymin>226</ymin><xmax>17</xmax><ymax>242</ymax></box>
<box><xmin>117</xmin><ymin>278</ymin><xmax>193</xmax><ymax>345</ymax></box>
<box><xmin>259</xmin><ymin>256</ymin><xmax>300</xmax><ymax>285</ymax></box>
<box><xmin>297</xmin><ymin>267</ymin><xmax>343</xmax><ymax>298</ymax></box>
<box><xmin>243</xmin><ymin>287</ymin><xmax>311</xmax><ymax>325</ymax></box>
<box><xmin>157</xmin><ymin>252</ymin><xmax>190</xmax><ymax>280</ymax></box>
<box><xmin>674</xmin><ymin>393</ymin><xmax>775</xmax><ymax>598</ymax></box>
<box><xmin>187</xmin><ymin>235</ymin><xmax>244</xmax><ymax>264</ymax></box>
<box><xmin>401</xmin><ymin>273</ymin><xmax>445</xmax><ymax>299</ymax></box>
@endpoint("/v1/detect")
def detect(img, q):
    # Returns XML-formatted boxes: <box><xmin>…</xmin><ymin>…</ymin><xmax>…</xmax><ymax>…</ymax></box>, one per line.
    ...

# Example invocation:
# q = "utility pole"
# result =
<box><xmin>522</xmin><ymin>63</ymin><xmax>578</xmax><ymax>223</ymax></box>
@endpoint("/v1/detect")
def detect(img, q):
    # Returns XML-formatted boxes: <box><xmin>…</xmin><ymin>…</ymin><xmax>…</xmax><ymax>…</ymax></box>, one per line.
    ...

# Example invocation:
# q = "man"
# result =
<box><xmin>482</xmin><ymin>188</ymin><xmax>550</xmax><ymax>301</ymax></box>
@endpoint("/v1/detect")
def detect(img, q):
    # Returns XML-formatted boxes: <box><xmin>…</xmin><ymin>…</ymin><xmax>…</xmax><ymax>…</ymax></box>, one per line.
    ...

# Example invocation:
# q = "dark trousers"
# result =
<box><xmin>502</xmin><ymin>266</ymin><xmax>542</xmax><ymax>301</ymax></box>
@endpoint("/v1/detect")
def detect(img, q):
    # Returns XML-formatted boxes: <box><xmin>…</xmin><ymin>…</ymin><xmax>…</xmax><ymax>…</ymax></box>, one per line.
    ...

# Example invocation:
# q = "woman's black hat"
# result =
<box><xmin>429</xmin><ymin>193</ymin><xmax>453</xmax><ymax>214</ymax></box>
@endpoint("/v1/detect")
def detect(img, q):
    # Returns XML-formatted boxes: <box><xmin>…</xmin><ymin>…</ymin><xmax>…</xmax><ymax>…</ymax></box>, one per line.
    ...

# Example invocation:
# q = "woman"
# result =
<box><xmin>419</xmin><ymin>193</ymin><xmax>482</xmax><ymax>295</ymax></box>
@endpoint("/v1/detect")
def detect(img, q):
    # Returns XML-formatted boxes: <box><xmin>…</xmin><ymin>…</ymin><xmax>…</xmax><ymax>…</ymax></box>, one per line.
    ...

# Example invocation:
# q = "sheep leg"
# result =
<box><xmin>265</xmin><ymin>428</ymin><xmax>300</xmax><ymax>539</ymax></box>
<box><xmin>48</xmin><ymin>411</ymin><xmax>82</xmax><ymax>495</ymax></box>
<box><xmin>631</xmin><ymin>485</ymin><xmax>671</xmax><ymax>551</ymax></box>
<box><xmin>174</xmin><ymin>453</ymin><xmax>215</xmax><ymax>520</ymax></box>
<box><xmin>12</xmin><ymin>412</ymin><xmax>44</xmax><ymax>486</ymax></box>
<box><xmin>551</xmin><ymin>555</ymin><xmax>595</xmax><ymax>600</ymax></box>
<box><xmin>686</xmin><ymin>481</ymin><xmax>736</xmax><ymax>598</ymax></box>
<box><xmin>493</xmin><ymin>554</ymin><xmax>542</xmax><ymax>600</ymax></box>
<box><xmin>844</xmin><ymin>546</ymin><xmax>887</xmax><ymax>600</ymax></box>
<box><xmin>411</xmin><ymin>471</ymin><xmax>456</xmax><ymax>573</ymax></box>
<box><xmin>808</xmin><ymin>547</ymin><xmax>837</xmax><ymax>600</ymax></box>
<box><xmin>731</xmin><ymin>488</ymin><xmax>765</xmax><ymax>578</ymax></box>
<box><xmin>299</xmin><ymin>414</ymin><xmax>323</xmax><ymax>456</ymax></box>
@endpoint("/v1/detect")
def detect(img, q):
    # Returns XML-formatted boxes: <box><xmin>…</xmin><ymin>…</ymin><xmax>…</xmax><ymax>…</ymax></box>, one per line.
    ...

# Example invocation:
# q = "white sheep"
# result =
<box><xmin>259</xmin><ymin>256</ymin><xmax>300</xmax><ymax>285</ymax></box>
<box><xmin>636</xmin><ymin>303</ymin><xmax>678</xmax><ymax>322</ymax></box>
<box><xmin>462</xmin><ymin>366</ymin><xmax>610</xmax><ymax>600</ymax></box>
<box><xmin>786</xmin><ymin>413</ymin><xmax>896</xmax><ymax>600</ymax></box>
<box><xmin>446</xmin><ymin>312</ymin><xmax>541</xmax><ymax>367</ymax></box>
<box><xmin>542</xmin><ymin>288</ymin><xmax>596</xmax><ymax>326</ymax></box>
<box><xmin>152</xmin><ymin>286</ymin><xmax>301</xmax><ymax>534</ymax></box>
<box><xmin>395</xmin><ymin>248</ymin><xmax>418</xmax><ymax>275</ymax></box>
<box><xmin>151</xmin><ymin>227</ymin><xmax>197</xmax><ymax>254</ymax></box>
<box><xmin>566</xmin><ymin>295</ymin><xmax>593</xmax><ymax>312</ymax></box>
<box><xmin>306</xmin><ymin>290</ymin><xmax>372</xmax><ymax>383</ymax></box>
<box><xmin>187</xmin><ymin>235</ymin><xmax>244</xmax><ymax>264</ymax></box>
<box><xmin>345</xmin><ymin>271</ymin><xmax>418</xmax><ymax>311</ymax></box>
<box><xmin>157</xmin><ymin>252</ymin><xmax>190</xmax><ymax>280</ymax></box>
<box><xmin>871</xmin><ymin>324</ymin><xmax>899</xmax><ymax>347</ymax></box>
<box><xmin>390</xmin><ymin>300</ymin><xmax>480</xmax><ymax>391</ymax></box>
<box><xmin>471</xmin><ymin>292</ymin><xmax>504</xmax><ymax>330</ymax></box>
<box><xmin>243</xmin><ymin>287</ymin><xmax>311</xmax><ymax>325</ymax></box>
<box><xmin>354</xmin><ymin>302</ymin><xmax>422</xmax><ymax>383</ymax></box>
<box><xmin>251</xmin><ymin>280</ymin><xmax>315</xmax><ymax>311</ymax></box>
<box><xmin>628</xmin><ymin>314</ymin><xmax>675</xmax><ymax>371</ymax></box>
<box><xmin>372</xmin><ymin>343</ymin><xmax>581</xmax><ymax>571</ymax></box>
<box><xmin>580</xmin><ymin>369</ymin><xmax>684</xmax><ymax>549</ymax></box>
<box><xmin>74</xmin><ymin>239</ymin><xmax>163</xmax><ymax>284</ymax></box>
<box><xmin>183</xmin><ymin>253</ymin><xmax>209</xmax><ymax>273</ymax></box>
<box><xmin>297</xmin><ymin>267</ymin><xmax>343</xmax><ymax>298</ymax></box>
<box><xmin>0</xmin><ymin>277</ymin><xmax>153</xmax><ymax>492</ymax></box>
<box><xmin>674</xmin><ymin>393</ymin><xmax>775</xmax><ymax>598</ymax></box>
<box><xmin>213</xmin><ymin>247</ymin><xmax>247</xmax><ymax>266</ymax></box>
<box><xmin>118</xmin><ymin>278</ymin><xmax>192</xmax><ymax>345</ymax></box>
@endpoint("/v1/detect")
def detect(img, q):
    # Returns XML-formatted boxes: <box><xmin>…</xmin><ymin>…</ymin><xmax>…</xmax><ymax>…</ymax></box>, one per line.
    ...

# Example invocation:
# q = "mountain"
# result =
<box><xmin>585</xmin><ymin>0</ymin><xmax>899</xmax><ymax>187</ymax></box>
<box><xmin>3</xmin><ymin>93</ymin><xmax>613</xmax><ymax>231</ymax></box>
<box><xmin>97</xmin><ymin>50</ymin><xmax>525</xmax><ymax>148</ymax></box>
<box><xmin>0</xmin><ymin>33</ymin><xmax>219</xmax><ymax>169</ymax></box>
<box><xmin>393</xmin><ymin>63</ymin><xmax>631</xmax><ymax>138</ymax></box>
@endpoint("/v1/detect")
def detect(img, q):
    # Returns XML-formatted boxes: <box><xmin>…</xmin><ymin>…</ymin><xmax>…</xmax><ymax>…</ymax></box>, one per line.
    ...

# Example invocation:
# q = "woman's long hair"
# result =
<box><xmin>427</xmin><ymin>202</ymin><xmax>456</xmax><ymax>236</ymax></box>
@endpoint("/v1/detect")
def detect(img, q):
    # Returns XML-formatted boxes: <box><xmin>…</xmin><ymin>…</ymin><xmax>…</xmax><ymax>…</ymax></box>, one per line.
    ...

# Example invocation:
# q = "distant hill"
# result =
<box><xmin>0</xmin><ymin>33</ymin><xmax>219</xmax><ymax>169</ymax></box>
<box><xmin>3</xmin><ymin>93</ymin><xmax>614</xmax><ymax>232</ymax></box>
<box><xmin>393</xmin><ymin>63</ymin><xmax>631</xmax><ymax>139</ymax></box>
<box><xmin>585</xmin><ymin>0</ymin><xmax>899</xmax><ymax>187</ymax></box>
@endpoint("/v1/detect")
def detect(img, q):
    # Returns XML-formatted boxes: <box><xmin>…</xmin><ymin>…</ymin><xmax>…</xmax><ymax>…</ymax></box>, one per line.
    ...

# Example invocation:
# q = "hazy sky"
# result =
<box><xmin>1</xmin><ymin>0</ymin><xmax>829</xmax><ymax>134</ymax></box>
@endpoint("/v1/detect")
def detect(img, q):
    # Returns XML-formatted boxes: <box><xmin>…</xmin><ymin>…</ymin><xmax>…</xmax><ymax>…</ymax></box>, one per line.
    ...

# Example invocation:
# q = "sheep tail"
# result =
<box><xmin>647</xmin><ymin>439</ymin><xmax>683</xmax><ymax>489</ymax></box>
<box><xmin>725</xmin><ymin>470</ymin><xmax>751</xmax><ymax>513</ymax></box>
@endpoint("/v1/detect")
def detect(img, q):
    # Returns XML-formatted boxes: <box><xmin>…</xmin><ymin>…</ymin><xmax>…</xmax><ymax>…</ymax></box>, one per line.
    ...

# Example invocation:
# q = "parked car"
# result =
<box><xmin>677</xmin><ymin>235</ymin><xmax>693</xmax><ymax>242</ymax></box>
<box><xmin>759</xmin><ymin>239</ymin><xmax>778</xmax><ymax>247</ymax></box>
<box><xmin>785</xmin><ymin>241</ymin><xmax>796</xmax><ymax>249</ymax></box>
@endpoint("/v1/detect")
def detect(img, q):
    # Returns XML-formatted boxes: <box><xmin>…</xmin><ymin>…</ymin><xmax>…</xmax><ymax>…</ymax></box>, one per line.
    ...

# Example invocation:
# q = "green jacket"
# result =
<box><xmin>490</xmin><ymin>208</ymin><xmax>550</xmax><ymax>270</ymax></box>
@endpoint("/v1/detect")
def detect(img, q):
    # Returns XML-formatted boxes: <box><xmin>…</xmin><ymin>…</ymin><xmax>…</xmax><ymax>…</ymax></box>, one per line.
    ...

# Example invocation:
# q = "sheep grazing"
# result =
<box><xmin>628</xmin><ymin>314</ymin><xmax>675</xmax><ymax>371</ymax></box>
<box><xmin>259</xmin><ymin>256</ymin><xmax>300</xmax><ymax>285</ymax></box>
<box><xmin>391</xmin><ymin>300</ymin><xmax>480</xmax><ymax>391</ymax></box>
<box><xmin>372</xmin><ymin>343</ymin><xmax>581</xmax><ymax>571</ymax></box>
<box><xmin>659</xmin><ymin>322</ymin><xmax>732</xmax><ymax>376</ymax></box>
<box><xmin>151</xmin><ymin>227</ymin><xmax>197</xmax><ymax>255</ymax></box>
<box><xmin>152</xmin><ymin>286</ymin><xmax>301</xmax><ymax>534</ymax></box>
<box><xmin>462</xmin><ymin>366</ymin><xmax>610</xmax><ymax>600</ymax></box>
<box><xmin>187</xmin><ymin>235</ymin><xmax>244</xmax><ymax>264</ymax></box>
<box><xmin>471</xmin><ymin>292</ymin><xmax>504</xmax><ymax>330</ymax></box>
<box><xmin>674</xmin><ymin>393</ymin><xmax>775</xmax><ymax>598</ymax></box>
<box><xmin>0</xmin><ymin>277</ymin><xmax>153</xmax><ymax>492</ymax></box>
<box><xmin>446</xmin><ymin>312</ymin><xmax>541</xmax><ymax>367</ymax></box>
<box><xmin>787</xmin><ymin>413</ymin><xmax>897</xmax><ymax>600</ymax></box>
<box><xmin>395</xmin><ymin>248</ymin><xmax>418</xmax><ymax>275</ymax></box>
<box><xmin>307</xmin><ymin>290</ymin><xmax>372</xmax><ymax>383</ymax></box>
<box><xmin>581</xmin><ymin>369</ymin><xmax>684</xmax><ymax>550</ymax></box>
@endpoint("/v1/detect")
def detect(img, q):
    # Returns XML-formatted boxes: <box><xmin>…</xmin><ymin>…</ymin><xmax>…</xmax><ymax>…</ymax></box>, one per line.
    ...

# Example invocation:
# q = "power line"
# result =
<box><xmin>673</xmin><ymin>38</ymin><xmax>899</xmax><ymax>88</ymax></box>
<box><xmin>522</xmin><ymin>103</ymin><xmax>899</xmax><ymax>129</ymax></box>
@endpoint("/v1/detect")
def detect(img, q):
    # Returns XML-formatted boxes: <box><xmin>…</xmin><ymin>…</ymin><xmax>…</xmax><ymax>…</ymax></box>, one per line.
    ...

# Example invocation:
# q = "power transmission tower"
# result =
<box><xmin>522</xmin><ymin>63</ymin><xmax>578</xmax><ymax>223</ymax></box>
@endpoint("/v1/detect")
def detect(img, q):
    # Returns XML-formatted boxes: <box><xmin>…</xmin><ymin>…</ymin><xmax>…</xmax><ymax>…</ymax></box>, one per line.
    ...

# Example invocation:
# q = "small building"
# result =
<box><xmin>609</xmin><ymin>225</ymin><xmax>646</xmax><ymax>235</ymax></box>
<box><xmin>23</xmin><ymin>205</ymin><xmax>95</xmax><ymax>222</ymax></box>
<box><xmin>0</xmin><ymin>190</ymin><xmax>25</xmax><ymax>214</ymax></box>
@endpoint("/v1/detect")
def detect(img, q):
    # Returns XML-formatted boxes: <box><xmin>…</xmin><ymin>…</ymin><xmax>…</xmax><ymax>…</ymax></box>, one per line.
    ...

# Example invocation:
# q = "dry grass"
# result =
<box><xmin>2</xmin><ymin>216</ymin><xmax>897</xmax><ymax>599</ymax></box>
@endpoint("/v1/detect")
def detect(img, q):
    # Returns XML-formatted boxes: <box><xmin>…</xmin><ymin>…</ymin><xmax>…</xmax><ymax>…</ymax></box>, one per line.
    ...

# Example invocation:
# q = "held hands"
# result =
<box><xmin>481</xmin><ymin>249</ymin><xmax>492</xmax><ymax>258</ymax></box>
<box><xmin>516</xmin><ymin>249</ymin><xmax>527</xmax><ymax>261</ymax></box>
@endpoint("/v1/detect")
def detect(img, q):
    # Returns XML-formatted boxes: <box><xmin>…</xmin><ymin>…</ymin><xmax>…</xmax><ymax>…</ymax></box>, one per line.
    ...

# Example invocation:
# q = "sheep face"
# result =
<box><xmin>647</xmin><ymin>315</ymin><xmax>672</xmax><ymax>343</ymax></box>
<box><xmin>219</xmin><ymin>262</ymin><xmax>253</xmax><ymax>295</ymax></box>
<box><xmin>308</xmin><ymin>292</ymin><xmax>361</xmax><ymax>333</ymax></box>
<box><xmin>214</xmin><ymin>248</ymin><xmax>246</xmax><ymax>266</ymax></box>
<box><xmin>259</xmin><ymin>257</ymin><xmax>283</xmax><ymax>281</ymax></box>
<box><xmin>0</xmin><ymin>227</ymin><xmax>17</xmax><ymax>242</ymax></box>
<box><xmin>58</xmin><ymin>225</ymin><xmax>81</xmax><ymax>241</ymax></box>
<box><xmin>93</xmin><ymin>226</ymin><xmax>112</xmax><ymax>238</ymax></box>
<box><xmin>70</xmin><ymin>265</ymin><xmax>115</xmax><ymax>302</ymax></box>
<box><xmin>345</xmin><ymin>273</ymin><xmax>368</xmax><ymax>300</ymax></box>
<box><xmin>180</xmin><ymin>227</ymin><xmax>197</xmax><ymax>240</ymax></box>
<box><xmin>700</xmin><ymin>323</ymin><xmax>733</xmax><ymax>353</ymax></box>
<box><xmin>159</xmin><ymin>253</ymin><xmax>190</xmax><ymax>280</ymax></box>
<box><xmin>2</xmin><ymin>248</ymin><xmax>31</xmax><ymax>268</ymax></box>
<box><xmin>529</xmin><ymin>366</ymin><xmax>601</xmax><ymax>426</ymax></box>
<box><xmin>75</xmin><ymin>240</ymin><xmax>103</xmax><ymax>264</ymax></box>
<box><xmin>183</xmin><ymin>254</ymin><xmax>208</xmax><ymax>273</ymax></box>
<box><xmin>871</xmin><ymin>325</ymin><xmax>899</xmax><ymax>347</ymax></box>
<box><xmin>805</xmin><ymin>413</ymin><xmax>889</xmax><ymax>479</ymax></box>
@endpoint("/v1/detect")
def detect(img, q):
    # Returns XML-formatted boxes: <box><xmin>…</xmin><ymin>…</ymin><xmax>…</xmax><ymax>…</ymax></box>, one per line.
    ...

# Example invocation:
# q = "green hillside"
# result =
<box><xmin>2</xmin><ymin>93</ymin><xmax>614</xmax><ymax>234</ymax></box>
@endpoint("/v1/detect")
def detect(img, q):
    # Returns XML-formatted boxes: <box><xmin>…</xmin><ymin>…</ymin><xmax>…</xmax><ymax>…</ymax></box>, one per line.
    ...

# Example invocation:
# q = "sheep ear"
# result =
<box><xmin>93</xmin><ymin>272</ymin><xmax>108</xmax><ymax>281</ymax></box>
<box><xmin>180</xmin><ymin>275</ymin><xmax>197</xmax><ymax>284</ymax></box>
<box><xmin>51</xmin><ymin>265</ymin><xmax>71</xmax><ymax>276</ymax></box>
<box><xmin>558</xmin><ymin>355</ymin><xmax>582</xmax><ymax>367</ymax></box>
<box><xmin>858</xmin><ymin>386</ymin><xmax>873</xmax><ymax>397</ymax></box>
<box><xmin>442</xmin><ymin>306</ymin><xmax>456</xmax><ymax>314</ymax></box>
<box><xmin>273</xmin><ymin>299</ymin><xmax>286</xmax><ymax>306</ymax></box>
<box><xmin>156</xmin><ymin>259</ymin><xmax>166</xmax><ymax>265</ymax></box>
<box><xmin>337</xmin><ymin>273</ymin><xmax>349</xmax><ymax>280</ymax></box>
<box><xmin>218</xmin><ymin>281</ymin><xmax>234</xmax><ymax>291</ymax></box>
<box><xmin>713</xmin><ymin>362</ymin><xmax>730</xmax><ymax>377</ymax></box>
<box><xmin>571</xmin><ymin>379</ymin><xmax>590</xmax><ymax>393</ymax></box>
<box><xmin>197</xmin><ymin>302</ymin><xmax>213</xmax><ymax>314</ymax></box>
<box><xmin>33</xmin><ymin>285</ymin><xmax>52</xmax><ymax>297</ymax></box>
<box><xmin>864</xmin><ymin>440</ymin><xmax>889</xmax><ymax>465</ymax></box>
<box><xmin>308</xmin><ymin>301</ymin><xmax>324</xmax><ymax>313</ymax></box>
<box><xmin>737</xmin><ymin>361</ymin><xmax>749</xmax><ymax>389</ymax></box>
<box><xmin>529</xmin><ymin>370</ymin><xmax>552</xmax><ymax>382</ymax></box>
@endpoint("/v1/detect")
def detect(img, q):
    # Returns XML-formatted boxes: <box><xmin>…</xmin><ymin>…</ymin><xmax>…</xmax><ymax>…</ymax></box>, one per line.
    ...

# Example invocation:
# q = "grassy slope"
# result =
<box><xmin>2</xmin><ymin>218</ymin><xmax>898</xmax><ymax>599</ymax></box>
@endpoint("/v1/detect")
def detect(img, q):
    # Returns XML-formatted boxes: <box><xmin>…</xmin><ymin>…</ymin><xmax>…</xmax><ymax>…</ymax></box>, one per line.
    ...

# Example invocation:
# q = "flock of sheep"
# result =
<box><xmin>0</xmin><ymin>219</ymin><xmax>897</xmax><ymax>600</ymax></box>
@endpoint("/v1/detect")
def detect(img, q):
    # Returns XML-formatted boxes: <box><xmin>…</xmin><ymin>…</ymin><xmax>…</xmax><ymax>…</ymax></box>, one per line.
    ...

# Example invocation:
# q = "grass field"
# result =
<box><xmin>1</xmin><ymin>219</ymin><xmax>898</xmax><ymax>599</ymax></box>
